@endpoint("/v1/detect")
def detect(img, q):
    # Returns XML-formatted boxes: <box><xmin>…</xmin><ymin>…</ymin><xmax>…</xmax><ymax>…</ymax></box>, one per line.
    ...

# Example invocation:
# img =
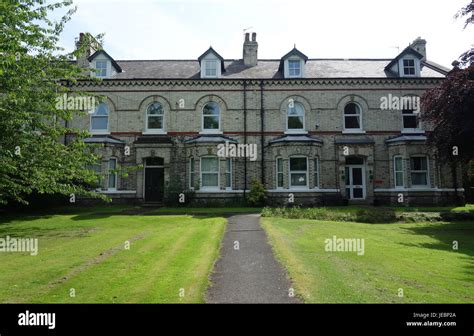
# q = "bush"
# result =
<box><xmin>247</xmin><ymin>180</ymin><xmax>266</xmax><ymax>206</ymax></box>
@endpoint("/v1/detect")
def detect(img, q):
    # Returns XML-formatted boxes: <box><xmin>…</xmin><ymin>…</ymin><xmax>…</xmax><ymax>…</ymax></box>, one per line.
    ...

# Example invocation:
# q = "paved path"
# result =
<box><xmin>206</xmin><ymin>214</ymin><xmax>300</xmax><ymax>303</ymax></box>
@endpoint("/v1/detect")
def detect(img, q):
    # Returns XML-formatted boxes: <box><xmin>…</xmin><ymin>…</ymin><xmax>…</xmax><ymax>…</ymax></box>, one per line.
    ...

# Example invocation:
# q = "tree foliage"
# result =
<box><xmin>455</xmin><ymin>1</ymin><xmax>474</xmax><ymax>67</ymax></box>
<box><xmin>0</xmin><ymin>0</ymin><xmax>103</xmax><ymax>205</ymax></box>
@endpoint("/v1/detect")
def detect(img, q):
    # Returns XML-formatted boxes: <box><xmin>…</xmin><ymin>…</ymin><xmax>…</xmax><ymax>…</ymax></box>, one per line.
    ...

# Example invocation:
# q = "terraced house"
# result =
<box><xmin>72</xmin><ymin>32</ymin><xmax>464</xmax><ymax>205</ymax></box>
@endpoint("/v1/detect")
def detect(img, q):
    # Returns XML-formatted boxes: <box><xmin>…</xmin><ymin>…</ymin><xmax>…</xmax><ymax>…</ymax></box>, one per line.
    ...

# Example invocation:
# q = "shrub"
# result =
<box><xmin>247</xmin><ymin>180</ymin><xmax>266</xmax><ymax>206</ymax></box>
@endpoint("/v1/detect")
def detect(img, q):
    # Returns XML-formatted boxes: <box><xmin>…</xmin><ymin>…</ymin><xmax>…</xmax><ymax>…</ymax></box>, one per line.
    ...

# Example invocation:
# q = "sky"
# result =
<box><xmin>53</xmin><ymin>0</ymin><xmax>473</xmax><ymax>68</ymax></box>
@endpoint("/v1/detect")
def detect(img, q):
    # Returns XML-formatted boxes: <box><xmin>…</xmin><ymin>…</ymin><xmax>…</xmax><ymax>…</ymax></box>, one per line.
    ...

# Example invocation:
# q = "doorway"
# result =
<box><xmin>345</xmin><ymin>157</ymin><xmax>366</xmax><ymax>200</ymax></box>
<box><xmin>144</xmin><ymin>157</ymin><xmax>164</xmax><ymax>202</ymax></box>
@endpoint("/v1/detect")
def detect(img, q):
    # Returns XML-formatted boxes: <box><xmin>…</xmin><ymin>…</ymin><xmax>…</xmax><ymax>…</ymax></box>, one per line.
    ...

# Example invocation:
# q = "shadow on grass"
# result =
<box><xmin>400</xmin><ymin>221</ymin><xmax>474</xmax><ymax>281</ymax></box>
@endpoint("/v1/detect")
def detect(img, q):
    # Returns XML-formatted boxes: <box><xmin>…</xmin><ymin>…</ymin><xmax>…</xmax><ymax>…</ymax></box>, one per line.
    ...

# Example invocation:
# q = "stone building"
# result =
<box><xmin>72</xmin><ymin>32</ymin><xmax>464</xmax><ymax>205</ymax></box>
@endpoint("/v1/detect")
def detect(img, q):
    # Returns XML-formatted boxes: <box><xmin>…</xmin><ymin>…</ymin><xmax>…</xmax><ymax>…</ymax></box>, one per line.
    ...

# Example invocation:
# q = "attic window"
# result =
<box><xmin>288</xmin><ymin>60</ymin><xmax>301</xmax><ymax>77</ymax></box>
<box><xmin>403</xmin><ymin>59</ymin><xmax>415</xmax><ymax>76</ymax></box>
<box><xmin>95</xmin><ymin>60</ymin><xmax>107</xmax><ymax>77</ymax></box>
<box><xmin>205</xmin><ymin>60</ymin><xmax>217</xmax><ymax>77</ymax></box>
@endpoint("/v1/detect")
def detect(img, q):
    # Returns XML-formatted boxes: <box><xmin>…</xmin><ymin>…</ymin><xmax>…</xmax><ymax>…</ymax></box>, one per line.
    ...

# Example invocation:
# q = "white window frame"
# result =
<box><xmin>402</xmin><ymin>108</ymin><xmax>422</xmax><ymax>133</ymax></box>
<box><xmin>410</xmin><ymin>155</ymin><xmax>430</xmax><ymax>188</ymax></box>
<box><xmin>189</xmin><ymin>157</ymin><xmax>195</xmax><ymax>190</ymax></box>
<box><xmin>314</xmin><ymin>157</ymin><xmax>320</xmax><ymax>189</ymax></box>
<box><xmin>398</xmin><ymin>57</ymin><xmax>420</xmax><ymax>77</ymax></box>
<box><xmin>286</xmin><ymin>101</ymin><xmax>305</xmax><ymax>132</ymax></box>
<box><xmin>343</xmin><ymin>102</ymin><xmax>363</xmax><ymax>132</ymax></box>
<box><xmin>200</xmin><ymin>156</ymin><xmax>220</xmax><ymax>191</ymax></box>
<box><xmin>204</xmin><ymin>60</ymin><xmax>217</xmax><ymax>78</ymax></box>
<box><xmin>289</xmin><ymin>156</ymin><xmax>308</xmax><ymax>189</ymax></box>
<box><xmin>288</xmin><ymin>59</ymin><xmax>301</xmax><ymax>77</ymax></box>
<box><xmin>402</xmin><ymin>58</ymin><xmax>416</xmax><ymax>76</ymax></box>
<box><xmin>225</xmin><ymin>158</ymin><xmax>232</xmax><ymax>190</ymax></box>
<box><xmin>145</xmin><ymin>102</ymin><xmax>165</xmax><ymax>133</ymax></box>
<box><xmin>202</xmin><ymin>102</ymin><xmax>221</xmax><ymax>133</ymax></box>
<box><xmin>95</xmin><ymin>60</ymin><xmax>108</xmax><ymax>78</ymax></box>
<box><xmin>107</xmin><ymin>158</ymin><xmax>117</xmax><ymax>191</ymax></box>
<box><xmin>393</xmin><ymin>155</ymin><xmax>404</xmax><ymax>188</ymax></box>
<box><xmin>276</xmin><ymin>157</ymin><xmax>284</xmax><ymax>189</ymax></box>
<box><xmin>90</xmin><ymin>103</ymin><xmax>109</xmax><ymax>134</ymax></box>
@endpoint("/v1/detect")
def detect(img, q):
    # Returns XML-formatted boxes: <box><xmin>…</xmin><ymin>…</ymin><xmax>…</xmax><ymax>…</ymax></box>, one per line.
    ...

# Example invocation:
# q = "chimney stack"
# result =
<box><xmin>75</xmin><ymin>32</ymin><xmax>102</xmax><ymax>68</ymax></box>
<box><xmin>410</xmin><ymin>37</ymin><xmax>427</xmax><ymax>61</ymax></box>
<box><xmin>243</xmin><ymin>32</ymin><xmax>258</xmax><ymax>67</ymax></box>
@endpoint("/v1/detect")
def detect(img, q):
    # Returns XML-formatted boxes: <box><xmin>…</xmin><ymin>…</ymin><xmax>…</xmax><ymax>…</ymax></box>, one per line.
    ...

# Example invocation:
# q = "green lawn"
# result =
<box><xmin>262</xmin><ymin>217</ymin><xmax>474</xmax><ymax>303</ymax></box>
<box><xmin>0</xmin><ymin>207</ymin><xmax>226</xmax><ymax>303</ymax></box>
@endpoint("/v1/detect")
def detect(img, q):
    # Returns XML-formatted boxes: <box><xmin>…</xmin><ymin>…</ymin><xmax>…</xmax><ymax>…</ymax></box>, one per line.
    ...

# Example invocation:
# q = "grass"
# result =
<box><xmin>0</xmin><ymin>207</ymin><xmax>226</xmax><ymax>303</ymax></box>
<box><xmin>262</xmin><ymin>217</ymin><xmax>474</xmax><ymax>303</ymax></box>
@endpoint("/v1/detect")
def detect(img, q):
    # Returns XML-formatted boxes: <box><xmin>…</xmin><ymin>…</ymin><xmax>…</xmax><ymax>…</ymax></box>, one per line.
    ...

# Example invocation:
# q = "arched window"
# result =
<box><xmin>287</xmin><ymin>102</ymin><xmax>305</xmax><ymax>131</ymax></box>
<box><xmin>343</xmin><ymin>102</ymin><xmax>362</xmax><ymax>131</ymax></box>
<box><xmin>146</xmin><ymin>102</ymin><xmax>164</xmax><ymax>131</ymax></box>
<box><xmin>91</xmin><ymin>103</ymin><xmax>109</xmax><ymax>133</ymax></box>
<box><xmin>202</xmin><ymin>102</ymin><xmax>220</xmax><ymax>131</ymax></box>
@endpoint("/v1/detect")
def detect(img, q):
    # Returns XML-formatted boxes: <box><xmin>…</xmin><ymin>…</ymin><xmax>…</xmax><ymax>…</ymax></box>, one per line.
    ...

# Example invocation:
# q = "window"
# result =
<box><xmin>88</xmin><ymin>162</ymin><xmax>103</xmax><ymax>189</ymax></box>
<box><xmin>288</xmin><ymin>60</ymin><xmax>301</xmax><ymax>77</ymax></box>
<box><xmin>403</xmin><ymin>59</ymin><xmax>415</xmax><ymax>76</ymax></box>
<box><xmin>276</xmin><ymin>158</ymin><xmax>284</xmax><ymax>188</ymax></box>
<box><xmin>108</xmin><ymin>158</ymin><xmax>117</xmax><ymax>190</ymax></box>
<box><xmin>410</xmin><ymin>156</ymin><xmax>429</xmax><ymax>187</ymax></box>
<box><xmin>205</xmin><ymin>60</ymin><xmax>217</xmax><ymax>77</ymax></box>
<box><xmin>201</xmin><ymin>157</ymin><xmax>219</xmax><ymax>189</ymax></box>
<box><xmin>289</xmin><ymin>157</ymin><xmax>308</xmax><ymax>188</ymax></box>
<box><xmin>202</xmin><ymin>102</ymin><xmax>220</xmax><ymax>131</ymax></box>
<box><xmin>189</xmin><ymin>158</ymin><xmax>195</xmax><ymax>189</ymax></box>
<box><xmin>91</xmin><ymin>103</ymin><xmax>109</xmax><ymax>132</ymax></box>
<box><xmin>287</xmin><ymin>102</ymin><xmax>305</xmax><ymax>131</ymax></box>
<box><xmin>343</xmin><ymin>103</ymin><xmax>362</xmax><ymax>130</ymax></box>
<box><xmin>146</xmin><ymin>102</ymin><xmax>164</xmax><ymax>131</ymax></box>
<box><xmin>402</xmin><ymin>108</ymin><xmax>419</xmax><ymax>130</ymax></box>
<box><xmin>95</xmin><ymin>60</ymin><xmax>107</xmax><ymax>77</ymax></box>
<box><xmin>225</xmin><ymin>158</ymin><xmax>232</xmax><ymax>189</ymax></box>
<box><xmin>394</xmin><ymin>156</ymin><xmax>404</xmax><ymax>188</ymax></box>
<box><xmin>314</xmin><ymin>157</ymin><xmax>320</xmax><ymax>188</ymax></box>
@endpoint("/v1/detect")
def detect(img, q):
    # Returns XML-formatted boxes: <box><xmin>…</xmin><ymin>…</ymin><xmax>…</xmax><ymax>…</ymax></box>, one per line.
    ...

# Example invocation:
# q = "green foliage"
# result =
<box><xmin>164</xmin><ymin>175</ymin><xmax>194</xmax><ymax>206</ymax></box>
<box><xmin>0</xmin><ymin>0</ymin><xmax>105</xmax><ymax>204</ymax></box>
<box><xmin>247</xmin><ymin>179</ymin><xmax>266</xmax><ymax>206</ymax></box>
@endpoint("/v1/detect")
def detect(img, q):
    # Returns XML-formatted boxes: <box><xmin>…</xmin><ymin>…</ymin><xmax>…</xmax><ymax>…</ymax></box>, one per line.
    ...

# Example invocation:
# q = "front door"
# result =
<box><xmin>345</xmin><ymin>165</ymin><xmax>366</xmax><ymax>200</ymax></box>
<box><xmin>145</xmin><ymin>167</ymin><xmax>164</xmax><ymax>202</ymax></box>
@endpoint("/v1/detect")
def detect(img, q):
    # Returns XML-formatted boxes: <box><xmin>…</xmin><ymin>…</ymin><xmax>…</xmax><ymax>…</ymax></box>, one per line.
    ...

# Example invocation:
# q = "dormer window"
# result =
<box><xmin>95</xmin><ymin>60</ymin><xmax>108</xmax><ymax>77</ymax></box>
<box><xmin>288</xmin><ymin>60</ymin><xmax>301</xmax><ymax>77</ymax></box>
<box><xmin>205</xmin><ymin>60</ymin><xmax>217</xmax><ymax>77</ymax></box>
<box><xmin>403</xmin><ymin>59</ymin><xmax>416</xmax><ymax>76</ymax></box>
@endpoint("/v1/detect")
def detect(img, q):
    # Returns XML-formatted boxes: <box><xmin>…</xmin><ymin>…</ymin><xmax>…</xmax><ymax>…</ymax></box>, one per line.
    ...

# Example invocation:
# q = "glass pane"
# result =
<box><xmin>91</xmin><ymin>116</ymin><xmax>108</xmax><ymax>130</ymax></box>
<box><xmin>411</xmin><ymin>172</ymin><xmax>427</xmax><ymax>185</ymax></box>
<box><xmin>148</xmin><ymin>116</ymin><xmax>163</xmax><ymax>129</ymax></box>
<box><xmin>203</xmin><ymin>116</ymin><xmax>219</xmax><ymax>129</ymax></box>
<box><xmin>202</xmin><ymin>173</ymin><xmax>218</xmax><ymax>187</ymax></box>
<box><xmin>291</xmin><ymin>173</ymin><xmax>306</xmax><ymax>186</ymax></box>
<box><xmin>288</xmin><ymin>116</ymin><xmax>304</xmax><ymax>129</ymax></box>
<box><xmin>345</xmin><ymin>167</ymin><xmax>350</xmax><ymax>184</ymax></box>
<box><xmin>352</xmin><ymin>168</ymin><xmax>362</xmax><ymax>185</ymax></box>
<box><xmin>147</xmin><ymin>103</ymin><xmax>163</xmax><ymax>115</ymax></box>
<box><xmin>226</xmin><ymin>173</ymin><xmax>231</xmax><ymax>188</ymax></box>
<box><xmin>146</xmin><ymin>157</ymin><xmax>164</xmax><ymax>166</ymax></box>
<box><xmin>346</xmin><ymin>188</ymin><xmax>350</xmax><ymax>198</ymax></box>
<box><xmin>109</xmin><ymin>159</ymin><xmax>116</xmax><ymax>170</ymax></box>
<box><xmin>202</xmin><ymin>157</ymin><xmax>218</xmax><ymax>172</ymax></box>
<box><xmin>353</xmin><ymin>188</ymin><xmax>363</xmax><ymax>198</ymax></box>
<box><xmin>394</xmin><ymin>157</ymin><xmax>403</xmax><ymax>171</ymax></box>
<box><xmin>203</xmin><ymin>102</ymin><xmax>220</xmax><ymax>115</ymax></box>
<box><xmin>277</xmin><ymin>158</ymin><xmax>283</xmax><ymax>172</ymax></box>
<box><xmin>226</xmin><ymin>159</ymin><xmax>231</xmax><ymax>172</ymax></box>
<box><xmin>288</xmin><ymin>103</ymin><xmax>304</xmax><ymax>116</ymax></box>
<box><xmin>95</xmin><ymin>103</ymin><xmax>109</xmax><ymax>116</ymax></box>
<box><xmin>345</xmin><ymin>116</ymin><xmax>360</xmax><ymax>129</ymax></box>
<box><xmin>345</xmin><ymin>157</ymin><xmax>363</xmax><ymax>165</ymax></box>
<box><xmin>395</xmin><ymin>172</ymin><xmax>403</xmax><ymax>187</ymax></box>
<box><xmin>403</xmin><ymin>115</ymin><xmax>418</xmax><ymax>129</ymax></box>
<box><xmin>290</xmin><ymin>158</ymin><xmax>307</xmax><ymax>171</ymax></box>
<box><xmin>411</xmin><ymin>157</ymin><xmax>427</xmax><ymax>170</ymax></box>
<box><xmin>277</xmin><ymin>173</ymin><xmax>283</xmax><ymax>187</ymax></box>
<box><xmin>344</xmin><ymin>103</ymin><xmax>359</xmax><ymax>115</ymax></box>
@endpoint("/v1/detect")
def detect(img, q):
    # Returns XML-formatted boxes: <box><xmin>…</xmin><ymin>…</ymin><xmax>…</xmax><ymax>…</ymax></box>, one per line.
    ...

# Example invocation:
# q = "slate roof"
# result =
<box><xmin>334</xmin><ymin>137</ymin><xmax>375</xmax><ymax>145</ymax></box>
<box><xmin>385</xmin><ymin>135</ymin><xmax>427</xmax><ymax>143</ymax></box>
<box><xmin>84</xmin><ymin>135</ymin><xmax>124</xmax><ymax>145</ymax></box>
<box><xmin>185</xmin><ymin>134</ymin><xmax>238</xmax><ymax>144</ymax></box>
<box><xmin>109</xmin><ymin>58</ymin><xmax>447</xmax><ymax>80</ymax></box>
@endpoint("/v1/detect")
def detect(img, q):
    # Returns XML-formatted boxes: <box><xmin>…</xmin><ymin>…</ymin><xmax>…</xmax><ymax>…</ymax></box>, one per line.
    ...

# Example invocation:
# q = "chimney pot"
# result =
<box><xmin>252</xmin><ymin>32</ymin><xmax>256</xmax><ymax>42</ymax></box>
<box><xmin>243</xmin><ymin>32</ymin><xmax>258</xmax><ymax>67</ymax></box>
<box><xmin>245</xmin><ymin>33</ymin><xmax>250</xmax><ymax>42</ymax></box>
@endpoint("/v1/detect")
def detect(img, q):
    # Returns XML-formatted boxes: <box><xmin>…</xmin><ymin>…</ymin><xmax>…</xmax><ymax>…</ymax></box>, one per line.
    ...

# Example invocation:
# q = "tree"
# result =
<box><xmin>421</xmin><ymin>2</ymin><xmax>474</xmax><ymax>204</ymax></box>
<box><xmin>0</xmin><ymin>0</ymin><xmax>103</xmax><ymax>205</ymax></box>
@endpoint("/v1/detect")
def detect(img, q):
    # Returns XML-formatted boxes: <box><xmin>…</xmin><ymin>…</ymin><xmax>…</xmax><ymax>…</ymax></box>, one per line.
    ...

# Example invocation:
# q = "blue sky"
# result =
<box><xmin>54</xmin><ymin>0</ymin><xmax>473</xmax><ymax>67</ymax></box>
